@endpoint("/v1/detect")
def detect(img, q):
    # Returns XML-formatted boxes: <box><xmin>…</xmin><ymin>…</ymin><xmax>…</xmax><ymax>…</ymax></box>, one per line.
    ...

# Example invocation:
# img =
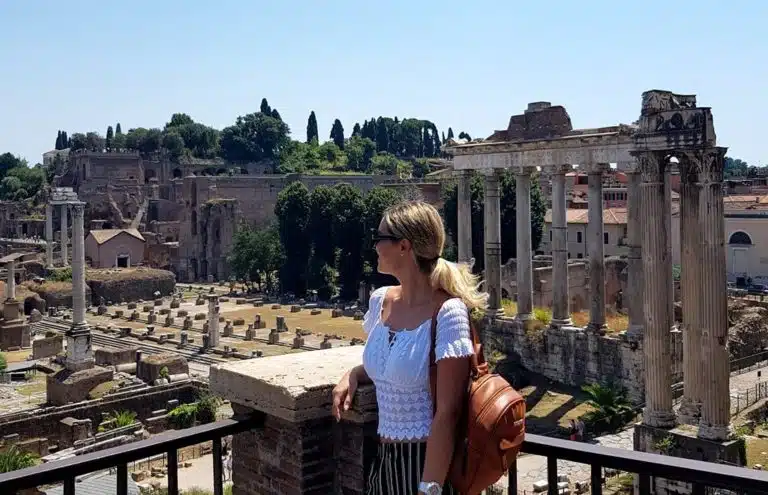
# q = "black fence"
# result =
<box><xmin>2</xmin><ymin>417</ymin><xmax>768</xmax><ymax>495</ymax></box>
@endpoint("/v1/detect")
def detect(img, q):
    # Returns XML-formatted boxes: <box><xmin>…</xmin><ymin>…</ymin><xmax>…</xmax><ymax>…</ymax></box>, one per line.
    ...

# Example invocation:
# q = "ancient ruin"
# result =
<box><xmin>442</xmin><ymin>90</ymin><xmax>738</xmax><ymax>474</ymax></box>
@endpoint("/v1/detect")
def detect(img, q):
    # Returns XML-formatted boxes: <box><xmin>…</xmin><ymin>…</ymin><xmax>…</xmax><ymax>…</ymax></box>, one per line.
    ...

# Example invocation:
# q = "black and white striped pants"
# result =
<box><xmin>366</xmin><ymin>441</ymin><xmax>459</xmax><ymax>495</ymax></box>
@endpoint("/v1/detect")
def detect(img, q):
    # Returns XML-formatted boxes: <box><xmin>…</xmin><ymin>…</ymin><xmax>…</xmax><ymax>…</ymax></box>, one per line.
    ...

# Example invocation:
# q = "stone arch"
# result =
<box><xmin>728</xmin><ymin>231</ymin><xmax>752</xmax><ymax>245</ymax></box>
<box><xmin>172</xmin><ymin>168</ymin><xmax>183</xmax><ymax>179</ymax></box>
<box><xmin>144</xmin><ymin>168</ymin><xmax>156</xmax><ymax>184</ymax></box>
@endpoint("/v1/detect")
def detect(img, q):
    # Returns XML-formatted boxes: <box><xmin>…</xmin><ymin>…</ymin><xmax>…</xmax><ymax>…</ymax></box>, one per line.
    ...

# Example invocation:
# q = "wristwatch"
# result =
<box><xmin>418</xmin><ymin>481</ymin><xmax>442</xmax><ymax>495</ymax></box>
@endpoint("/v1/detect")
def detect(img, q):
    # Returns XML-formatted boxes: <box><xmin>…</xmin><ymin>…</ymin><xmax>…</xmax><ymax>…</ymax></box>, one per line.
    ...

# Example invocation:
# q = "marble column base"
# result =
<box><xmin>643</xmin><ymin>408</ymin><xmax>676</xmax><ymax>429</ymax></box>
<box><xmin>516</xmin><ymin>312</ymin><xmax>533</xmax><ymax>321</ymax></box>
<box><xmin>677</xmin><ymin>398</ymin><xmax>702</xmax><ymax>426</ymax></box>
<box><xmin>550</xmin><ymin>317</ymin><xmax>573</xmax><ymax>328</ymax></box>
<box><xmin>585</xmin><ymin>322</ymin><xmax>607</xmax><ymax>335</ymax></box>
<box><xmin>626</xmin><ymin>324</ymin><xmax>644</xmax><ymax>341</ymax></box>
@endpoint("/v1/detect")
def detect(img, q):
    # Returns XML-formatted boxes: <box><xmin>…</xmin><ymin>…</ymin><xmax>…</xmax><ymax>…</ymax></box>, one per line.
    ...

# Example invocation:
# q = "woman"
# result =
<box><xmin>332</xmin><ymin>201</ymin><xmax>488</xmax><ymax>495</ymax></box>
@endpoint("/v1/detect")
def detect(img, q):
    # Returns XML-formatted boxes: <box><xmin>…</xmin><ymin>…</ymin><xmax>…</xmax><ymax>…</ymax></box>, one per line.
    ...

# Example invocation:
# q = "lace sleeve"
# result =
<box><xmin>362</xmin><ymin>286</ymin><xmax>389</xmax><ymax>335</ymax></box>
<box><xmin>434</xmin><ymin>298</ymin><xmax>474</xmax><ymax>362</ymax></box>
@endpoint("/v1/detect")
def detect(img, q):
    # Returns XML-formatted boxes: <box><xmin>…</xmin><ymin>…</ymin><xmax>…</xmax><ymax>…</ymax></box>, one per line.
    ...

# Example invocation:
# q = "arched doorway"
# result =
<box><xmin>729</xmin><ymin>231</ymin><xmax>753</xmax><ymax>276</ymax></box>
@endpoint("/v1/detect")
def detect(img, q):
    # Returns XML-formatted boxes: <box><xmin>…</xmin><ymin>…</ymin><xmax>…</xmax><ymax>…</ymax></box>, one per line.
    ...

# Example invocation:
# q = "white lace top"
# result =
<box><xmin>362</xmin><ymin>286</ymin><xmax>474</xmax><ymax>441</ymax></box>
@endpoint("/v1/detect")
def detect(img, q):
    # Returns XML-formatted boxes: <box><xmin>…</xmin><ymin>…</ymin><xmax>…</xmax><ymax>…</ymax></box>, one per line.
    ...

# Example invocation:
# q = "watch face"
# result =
<box><xmin>425</xmin><ymin>483</ymin><xmax>441</xmax><ymax>495</ymax></box>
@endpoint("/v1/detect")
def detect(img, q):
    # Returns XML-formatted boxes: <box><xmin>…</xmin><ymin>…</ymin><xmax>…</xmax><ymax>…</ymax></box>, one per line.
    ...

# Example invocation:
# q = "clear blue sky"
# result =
<box><xmin>1</xmin><ymin>1</ymin><xmax>765</xmax><ymax>166</ymax></box>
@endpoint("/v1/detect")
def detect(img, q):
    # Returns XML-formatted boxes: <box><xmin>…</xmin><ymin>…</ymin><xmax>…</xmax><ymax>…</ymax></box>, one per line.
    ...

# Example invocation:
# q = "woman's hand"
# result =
<box><xmin>332</xmin><ymin>369</ymin><xmax>359</xmax><ymax>421</ymax></box>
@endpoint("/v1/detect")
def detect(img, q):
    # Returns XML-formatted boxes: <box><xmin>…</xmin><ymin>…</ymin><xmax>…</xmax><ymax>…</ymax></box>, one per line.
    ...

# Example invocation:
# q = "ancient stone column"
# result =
<box><xmin>5</xmin><ymin>261</ymin><xmax>15</xmax><ymax>301</ymax></box>
<box><xmin>457</xmin><ymin>170</ymin><xmax>473</xmax><ymax>264</ymax></box>
<box><xmin>483</xmin><ymin>169</ymin><xmax>504</xmax><ymax>317</ymax></box>
<box><xmin>586</xmin><ymin>164</ymin><xmax>609</xmax><ymax>333</ymax></box>
<box><xmin>515</xmin><ymin>168</ymin><xmax>534</xmax><ymax>321</ymax></box>
<box><xmin>696</xmin><ymin>148</ymin><xmax>730</xmax><ymax>441</ymax></box>
<box><xmin>637</xmin><ymin>152</ymin><xmax>675</xmax><ymax>428</ymax></box>
<box><xmin>550</xmin><ymin>165</ymin><xmax>571</xmax><ymax>326</ymax></box>
<box><xmin>625</xmin><ymin>168</ymin><xmax>644</xmax><ymax>339</ymax></box>
<box><xmin>60</xmin><ymin>204</ymin><xmax>68</xmax><ymax>267</ymax></box>
<box><xmin>45</xmin><ymin>203</ymin><xmax>54</xmax><ymax>267</ymax></box>
<box><xmin>66</xmin><ymin>202</ymin><xmax>94</xmax><ymax>371</ymax></box>
<box><xmin>678</xmin><ymin>156</ymin><xmax>703</xmax><ymax>425</ymax></box>
<box><xmin>208</xmin><ymin>295</ymin><xmax>221</xmax><ymax>348</ymax></box>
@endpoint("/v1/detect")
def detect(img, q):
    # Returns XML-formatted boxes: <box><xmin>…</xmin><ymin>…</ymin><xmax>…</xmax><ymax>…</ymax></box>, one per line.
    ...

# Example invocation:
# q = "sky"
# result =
<box><xmin>1</xmin><ymin>1</ymin><xmax>766</xmax><ymax>166</ymax></box>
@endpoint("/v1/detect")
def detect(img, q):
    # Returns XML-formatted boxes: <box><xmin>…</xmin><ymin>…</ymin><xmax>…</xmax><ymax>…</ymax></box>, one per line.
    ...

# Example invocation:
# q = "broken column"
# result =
<box><xmin>678</xmin><ymin>155</ymin><xmax>703</xmax><ymax>425</ymax></box>
<box><xmin>0</xmin><ymin>258</ymin><xmax>30</xmax><ymax>350</ymax></box>
<box><xmin>586</xmin><ymin>163</ymin><xmax>609</xmax><ymax>333</ymax></box>
<box><xmin>637</xmin><ymin>152</ymin><xmax>675</xmax><ymax>428</ymax></box>
<box><xmin>65</xmin><ymin>202</ymin><xmax>94</xmax><ymax>371</ymax></box>
<box><xmin>550</xmin><ymin>165</ymin><xmax>572</xmax><ymax>326</ymax></box>
<box><xmin>45</xmin><ymin>203</ymin><xmax>53</xmax><ymax>267</ymax></box>
<box><xmin>60</xmin><ymin>204</ymin><xmax>68</xmax><ymax>267</ymax></box>
<box><xmin>207</xmin><ymin>295</ymin><xmax>220</xmax><ymax>348</ymax></box>
<box><xmin>483</xmin><ymin>169</ymin><xmax>504</xmax><ymax>317</ymax></box>
<box><xmin>696</xmin><ymin>147</ymin><xmax>730</xmax><ymax>441</ymax></box>
<box><xmin>456</xmin><ymin>170</ymin><xmax>473</xmax><ymax>263</ymax></box>
<box><xmin>515</xmin><ymin>167</ymin><xmax>534</xmax><ymax>321</ymax></box>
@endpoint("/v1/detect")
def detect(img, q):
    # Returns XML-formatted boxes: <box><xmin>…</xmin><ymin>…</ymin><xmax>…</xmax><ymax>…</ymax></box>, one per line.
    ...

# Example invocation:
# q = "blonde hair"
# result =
<box><xmin>381</xmin><ymin>201</ymin><xmax>489</xmax><ymax>310</ymax></box>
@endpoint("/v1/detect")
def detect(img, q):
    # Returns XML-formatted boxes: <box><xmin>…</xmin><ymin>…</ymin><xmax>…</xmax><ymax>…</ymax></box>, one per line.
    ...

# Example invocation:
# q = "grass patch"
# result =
<box><xmin>2</xmin><ymin>349</ymin><xmax>30</xmax><ymax>364</ymax></box>
<box><xmin>88</xmin><ymin>380</ymin><xmax>118</xmax><ymax>399</ymax></box>
<box><xmin>220</xmin><ymin>306</ymin><xmax>367</xmax><ymax>340</ymax></box>
<box><xmin>520</xmin><ymin>383</ymin><xmax>595</xmax><ymax>429</ymax></box>
<box><xmin>746</xmin><ymin>437</ymin><xmax>768</xmax><ymax>467</ymax></box>
<box><xmin>17</xmin><ymin>376</ymin><xmax>47</xmax><ymax>396</ymax></box>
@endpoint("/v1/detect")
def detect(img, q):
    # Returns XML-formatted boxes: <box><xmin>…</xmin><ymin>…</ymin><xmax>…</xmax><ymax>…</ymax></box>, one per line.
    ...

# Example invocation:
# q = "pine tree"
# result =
<box><xmin>106</xmin><ymin>126</ymin><xmax>114</xmax><ymax>149</ymax></box>
<box><xmin>306</xmin><ymin>111</ymin><xmax>319</xmax><ymax>144</ymax></box>
<box><xmin>260</xmin><ymin>98</ymin><xmax>271</xmax><ymax>115</ymax></box>
<box><xmin>447</xmin><ymin>127</ymin><xmax>454</xmax><ymax>140</ymax></box>
<box><xmin>330</xmin><ymin>119</ymin><xmax>345</xmax><ymax>149</ymax></box>
<box><xmin>115</xmin><ymin>123</ymin><xmax>122</xmax><ymax>135</ymax></box>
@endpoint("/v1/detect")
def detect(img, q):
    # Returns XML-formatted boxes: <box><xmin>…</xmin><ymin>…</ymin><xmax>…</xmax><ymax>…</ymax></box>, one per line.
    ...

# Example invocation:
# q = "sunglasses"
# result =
<box><xmin>372</xmin><ymin>231</ymin><xmax>401</xmax><ymax>243</ymax></box>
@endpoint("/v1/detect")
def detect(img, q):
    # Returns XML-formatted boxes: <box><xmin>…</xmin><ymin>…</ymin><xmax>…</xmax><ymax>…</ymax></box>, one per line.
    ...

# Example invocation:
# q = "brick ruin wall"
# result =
<box><xmin>0</xmin><ymin>380</ymin><xmax>203</xmax><ymax>443</ymax></box>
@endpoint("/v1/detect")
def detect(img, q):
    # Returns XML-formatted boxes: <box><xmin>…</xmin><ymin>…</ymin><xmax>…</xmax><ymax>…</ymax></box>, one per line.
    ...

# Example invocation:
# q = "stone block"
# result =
<box><xmin>271</xmin><ymin>304</ymin><xmax>280</xmax><ymax>310</ymax></box>
<box><xmin>114</xmin><ymin>309</ymin><xmax>124</xmax><ymax>318</ymax></box>
<box><xmin>142</xmin><ymin>305</ymin><xmax>152</xmax><ymax>313</ymax></box>
<box><xmin>165</xmin><ymin>315</ymin><xmax>174</xmax><ymax>326</ymax></box>
<box><xmin>183</xmin><ymin>316</ymin><xmax>192</xmax><ymax>330</ymax></box>
<box><xmin>33</xmin><ymin>335</ymin><xmax>63</xmax><ymax>359</ymax></box>
<box><xmin>137</xmin><ymin>354</ymin><xmax>189</xmax><ymax>383</ymax></box>
<box><xmin>95</xmin><ymin>346</ymin><xmax>138</xmax><ymax>366</ymax></box>
<box><xmin>159</xmin><ymin>308</ymin><xmax>170</xmax><ymax>315</ymax></box>
<box><xmin>194</xmin><ymin>313</ymin><xmax>206</xmax><ymax>321</ymax></box>
<box><xmin>46</xmin><ymin>367</ymin><xmax>114</xmax><ymax>406</ymax></box>
<box><xmin>58</xmin><ymin>417</ymin><xmax>93</xmax><ymax>449</ymax></box>
<box><xmin>290</xmin><ymin>305</ymin><xmax>301</xmax><ymax>313</ymax></box>
<box><xmin>268</xmin><ymin>329</ymin><xmax>279</xmax><ymax>344</ymax></box>
<box><xmin>353</xmin><ymin>311</ymin><xmax>364</xmax><ymax>321</ymax></box>
<box><xmin>233</xmin><ymin>318</ymin><xmax>245</xmax><ymax>326</ymax></box>
<box><xmin>203</xmin><ymin>321</ymin><xmax>209</xmax><ymax>333</ymax></box>
<box><xmin>275</xmin><ymin>315</ymin><xmax>287</xmax><ymax>332</ymax></box>
<box><xmin>170</xmin><ymin>299</ymin><xmax>180</xmax><ymax>309</ymax></box>
<box><xmin>223</xmin><ymin>321</ymin><xmax>233</xmax><ymax>337</ymax></box>
<box><xmin>177</xmin><ymin>309</ymin><xmax>188</xmax><ymax>317</ymax></box>
<box><xmin>129</xmin><ymin>311</ymin><xmax>139</xmax><ymax>321</ymax></box>
<box><xmin>154</xmin><ymin>299</ymin><xmax>163</xmax><ymax>306</ymax></box>
<box><xmin>96</xmin><ymin>305</ymin><xmax>107</xmax><ymax>316</ymax></box>
<box><xmin>245</xmin><ymin>325</ymin><xmax>255</xmax><ymax>340</ymax></box>
<box><xmin>127</xmin><ymin>302</ymin><xmax>137</xmax><ymax>310</ymax></box>
<box><xmin>331</xmin><ymin>308</ymin><xmax>343</xmax><ymax>318</ymax></box>
<box><xmin>311</xmin><ymin>309</ymin><xmax>322</xmax><ymax>316</ymax></box>
<box><xmin>195</xmin><ymin>297</ymin><xmax>205</xmax><ymax>306</ymax></box>
<box><xmin>320</xmin><ymin>336</ymin><xmax>332</xmax><ymax>349</ymax></box>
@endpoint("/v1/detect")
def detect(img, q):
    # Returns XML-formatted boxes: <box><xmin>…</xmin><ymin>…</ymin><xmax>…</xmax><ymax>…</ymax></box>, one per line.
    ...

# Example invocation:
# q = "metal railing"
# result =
<box><xmin>0</xmin><ymin>417</ymin><xmax>256</xmax><ymax>495</ymax></box>
<box><xmin>2</xmin><ymin>417</ymin><xmax>768</xmax><ymax>495</ymax></box>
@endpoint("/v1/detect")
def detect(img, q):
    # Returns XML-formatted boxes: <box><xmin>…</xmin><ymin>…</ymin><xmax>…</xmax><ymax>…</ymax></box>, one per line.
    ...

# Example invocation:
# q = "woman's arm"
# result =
<box><xmin>420</xmin><ymin>355</ymin><xmax>470</xmax><ymax>488</ymax></box>
<box><xmin>350</xmin><ymin>364</ymin><xmax>371</xmax><ymax>385</ymax></box>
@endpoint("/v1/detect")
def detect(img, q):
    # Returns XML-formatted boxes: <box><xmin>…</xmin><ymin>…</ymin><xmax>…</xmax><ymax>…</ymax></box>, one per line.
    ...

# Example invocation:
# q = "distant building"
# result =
<box><xmin>84</xmin><ymin>228</ymin><xmax>145</xmax><ymax>268</ymax></box>
<box><xmin>541</xmin><ymin>208</ymin><xmax>629</xmax><ymax>259</ymax></box>
<box><xmin>42</xmin><ymin>148</ymin><xmax>70</xmax><ymax>167</ymax></box>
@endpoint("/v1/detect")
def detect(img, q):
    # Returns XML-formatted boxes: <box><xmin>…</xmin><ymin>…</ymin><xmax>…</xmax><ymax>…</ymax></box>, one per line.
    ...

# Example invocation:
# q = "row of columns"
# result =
<box><xmin>45</xmin><ymin>203</ymin><xmax>70</xmax><ymax>268</ymax></box>
<box><xmin>455</xmin><ymin>147</ymin><xmax>729</xmax><ymax>440</ymax></box>
<box><xmin>456</xmin><ymin>164</ymin><xmax>644</xmax><ymax>334</ymax></box>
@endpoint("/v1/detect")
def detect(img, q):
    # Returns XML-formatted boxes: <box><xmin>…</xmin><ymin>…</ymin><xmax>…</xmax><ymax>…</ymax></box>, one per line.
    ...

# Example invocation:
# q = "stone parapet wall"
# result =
<box><xmin>211</xmin><ymin>347</ymin><xmax>378</xmax><ymax>495</ymax></box>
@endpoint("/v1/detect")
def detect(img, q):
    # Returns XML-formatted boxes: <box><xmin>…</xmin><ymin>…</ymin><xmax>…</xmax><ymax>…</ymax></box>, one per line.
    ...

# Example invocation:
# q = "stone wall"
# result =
<box><xmin>0</xmin><ymin>380</ymin><xmax>203</xmax><ymax>443</ymax></box>
<box><xmin>86</xmin><ymin>268</ymin><xmax>175</xmax><ymax>304</ymax></box>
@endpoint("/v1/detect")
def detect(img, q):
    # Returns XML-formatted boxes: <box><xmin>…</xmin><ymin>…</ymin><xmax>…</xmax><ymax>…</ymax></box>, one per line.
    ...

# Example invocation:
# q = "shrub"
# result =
<box><xmin>196</xmin><ymin>393</ymin><xmax>221</xmax><ymax>424</ymax></box>
<box><xmin>0</xmin><ymin>446</ymin><xmax>37</xmax><ymax>473</ymax></box>
<box><xmin>107</xmin><ymin>410</ymin><xmax>137</xmax><ymax>429</ymax></box>
<box><xmin>533</xmin><ymin>307</ymin><xmax>552</xmax><ymax>325</ymax></box>
<box><xmin>168</xmin><ymin>403</ymin><xmax>198</xmax><ymax>429</ymax></box>
<box><xmin>158</xmin><ymin>366</ymin><xmax>170</xmax><ymax>381</ymax></box>
<box><xmin>0</xmin><ymin>353</ymin><xmax>6</xmax><ymax>373</ymax></box>
<box><xmin>47</xmin><ymin>267</ymin><xmax>72</xmax><ymax>282</ymax></box>
<box><xmin>581</xmin><ymin>382</ymin><xmax>635</xmax><ymax>433</ymax></box>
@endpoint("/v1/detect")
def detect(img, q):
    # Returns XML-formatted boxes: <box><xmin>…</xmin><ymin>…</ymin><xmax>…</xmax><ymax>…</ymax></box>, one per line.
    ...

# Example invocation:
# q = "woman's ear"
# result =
<box><xmin>399</xmin><ymin>239</ymin><xmax>412</xmax><ymax>255</ymax></box>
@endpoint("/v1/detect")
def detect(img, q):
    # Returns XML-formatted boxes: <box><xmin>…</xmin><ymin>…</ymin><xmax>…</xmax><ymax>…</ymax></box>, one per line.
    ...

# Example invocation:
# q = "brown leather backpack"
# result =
<box><xmin>429</xmin><ymin>308</ymin><xmax>526</xmax><ymax>495</ymax></box>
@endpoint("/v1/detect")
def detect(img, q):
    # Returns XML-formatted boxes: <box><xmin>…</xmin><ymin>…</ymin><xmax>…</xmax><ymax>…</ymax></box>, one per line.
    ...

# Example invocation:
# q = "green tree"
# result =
<box><xmin>458</xmin><ymin>131</ymin><xmax>471</xmax><ymax>141</ymax></box>
<box><xmin>228</xmin><ymin>224</ymin><xmax>282</xmax><ymax>292</ymax></box>
<box><xmin>165</xmin><ymin>113</ymin><xmax>194</xmax><ymax>129</ymax></box>
<box><xmin>278</xmin><ymin>141</ymin><xmax>322</xmax><ymax>173</ymax></box>
<box><xmin>363</xmin><ymin>187</ymin><xmax>402</xmax><ymax>287</ymax></box>
<box><xmin>581</xmin><ymin>382</ymin><xmax>634</xmax><ymax>432</ymax></box>
<box><xmin>161</xmin><ymin>131</ymin><xmax>185</xmax><ymax>160</ymax></box>
<box><xmin>306</xmin><ymin>111</ymin><xmax>319</xmax><ymax>144</ymax></box>
<box><xmin>105</xmin><ymin>126</ymin><xmax>114</xmax><ymax>150</ymax></box>
<box><xmin>352</xmin><ymin>123</ymin><xmax>361</xmax><ymax>137</ymax></box>
<box><xmin>330</xmin><ymin>119</ymin><xmax>345</xmax><ymax>149</ymax></box>
<box><xmin>85</xmin><ymin>132</ymin><xmax>105</xmax><ymax>151</ymax></box>
<box><xmin>442</xmin><ymin>171</ymin><xmax>546</xmax><ymax>272</ymax></box>
<box><xmin>0</xmin><ymin>153</ymin><xmax>26</xmax><ymax>179</ymax></box>
<box><xmin>55</xmin><ymin>131</ymin><xmax>63</xmax><ymax>150</ymax></box>
<box><xmin>260</xmin><ymin>98</ymin><xmax>272</xmax><ymax>115</ymax></box>
<box><xmin>173</xmin><ymin>123</ymin><xmax>219</xmax><ymax>158</ymax></box>
<box><xmin>275</xmin><ymin>182</ymin><xmax>312</xmax><ymax>295</ymax></box>
<box><xmin>375</xmin><ymin>118</ymin><xmax>390</xmax><ymax>153</ymax></box>
<box><xmin>344</xmin><ymin>136</ymin><xmax>376</xmax><ymax>172</ymax></box>
<box><xmin>447</xmin><ymin>127</ymin><xmax>454</xmax><ymax>140</ymax></box>
<box><xmin>115</xmin><ymin>123</ymin><xmax>122</xmax><ymax>135</ymax></box>
<box><xmin>69</xmin><ymin>133</ymin><xmax>88</xmax><ymax>151</ymax></box>
<box><xmin>0</xmin><ymin>353</ymin><xmax>6</xmax><ymax>373</ymax></box>
<box><xmin>271</xmin><ymin>108</ymin><xmax>282</xmax><ymax>120</ymax></box>
<box><xmin>220</xmin><ymin>112</ymin><xmax>290</xmax><ymax>162</ymax></box>
<box><xmin>61</xmin><ymin>131</ymin><xmax>68</xmax><ymax>148</ymax></box>
<box><xmin>332</xmin><ymin>184</ymin><xmax>366</xmax><ymax>300</ymax></box>
<box><xmin>0</xmin><ymin>446</ymin><xmax>37</xmax><ymax>473</ymax></box>
<box><xmin>308</xmin><ymin>185</ymin><xmax>339</xmax><ymax>266</ymax></box>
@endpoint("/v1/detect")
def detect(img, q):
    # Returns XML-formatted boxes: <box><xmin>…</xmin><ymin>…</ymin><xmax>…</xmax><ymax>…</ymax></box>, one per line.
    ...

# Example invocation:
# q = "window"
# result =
<box><xmin>577</xmin><ymin>253</ymin><xmax>583</xmax><ymax>259</ymax></box>
<box><xmin>116</xmin><ymin>255</ymin><xmax>129</xmax><ymax>268</ymax></box>
<box><xmin>728</xmin><ymin>231</ymin><xmax>752</xmax><ymax>245</ymax></box>
<box><xmin>604</xmin><ymin>232</ymin><xmax>609</xmax><ymax>244</ymax></box>
<box><xmin>577</xmin><ymin>231</ymin><xmax>582</xmax><ymax>243</ymax></box>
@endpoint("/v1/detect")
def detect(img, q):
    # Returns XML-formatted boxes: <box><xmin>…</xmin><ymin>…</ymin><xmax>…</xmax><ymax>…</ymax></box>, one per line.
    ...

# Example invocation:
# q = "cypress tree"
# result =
<box><xmin>306</xmin><ymin>111</ymin><xmax>319</xmax><ymax>144</ymax></box>
<box><xmin>106</xmin><ymin>126</ymin><xmax>114</xmax><ymax>149</ymax></box>
<box><xmin>352</xmin><ymin>123</ymin><xmax>361</xmax><ymax>137</ymax></box>
<box><xmin>375</xmin><ymin>118</ymin><xmax>389</xmax><ymax>153</ymax></box>
<box><xmin>260</xmin><ymin>98</ymin><xmax>271</xmax><ymax>115</ymax></box>
<box><xmin>423</xmin><ymin>126</ymin><xmax>434</xmax><ymax>157</ymax></box>
<box><xmin>330</xmin><ymin>119</ymin><xmax>345</xmax><ymax>149</ymax></box>
<box><xmin>447</xmin><ymin>127</ymin><xmax>454</xmax><ymax>140</ymax></box>
<box><xmin>61</xmin><ymin>131</ymin><xmax>68</xmax><ymax>147</ymax></box>
<box><xmin>55</xmin><ymin>131</ymin><xmax>62</xmax><ymax>150</ymax></box>
<box><xmin>271</xmin><ymin>108</ymin><xmax>282</xmax><ymax>120</ymax></box>
<box><xmin>115</xmin><ymin>123</ymin><xmax>122</xmax><ymax>135</ymax></box>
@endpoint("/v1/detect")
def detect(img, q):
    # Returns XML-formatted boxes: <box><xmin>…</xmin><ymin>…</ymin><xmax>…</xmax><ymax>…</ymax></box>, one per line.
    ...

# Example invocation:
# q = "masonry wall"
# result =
<box><xmin>0</xmin><ymin>381</ymin><xmax>202</xmax><ymax>443</ymax></box>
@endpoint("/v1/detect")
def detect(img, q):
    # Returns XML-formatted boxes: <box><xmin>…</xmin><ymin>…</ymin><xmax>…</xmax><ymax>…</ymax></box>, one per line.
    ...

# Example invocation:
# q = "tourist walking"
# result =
<box><xmin>332</xmin><ymin>201</ymin><xmax>487</xmax><ymax>495</ymax></box>
<box><xmin>568</xmin><ymin>419</ymin><xmax>578</xmax><ymax>441</ymax></box>
<box><xmin>576</xmin><ymin>418</ymin><xmax>586</xmax><ymax>442</ymax></box>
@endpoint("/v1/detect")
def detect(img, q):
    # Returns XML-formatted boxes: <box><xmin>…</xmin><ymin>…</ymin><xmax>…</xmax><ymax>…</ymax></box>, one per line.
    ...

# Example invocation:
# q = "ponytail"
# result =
<box><xmin>429</xmin><ymin>258</ymin><xmax>489</xmax><ymax>310</ymax></box>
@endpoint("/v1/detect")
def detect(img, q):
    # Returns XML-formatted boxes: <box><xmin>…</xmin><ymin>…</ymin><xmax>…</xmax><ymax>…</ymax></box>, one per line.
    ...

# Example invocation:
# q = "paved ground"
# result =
<box><xmin>137</xmin><ymin>453</ymin><xmax>233</xmax><ymax>493</ymax></box>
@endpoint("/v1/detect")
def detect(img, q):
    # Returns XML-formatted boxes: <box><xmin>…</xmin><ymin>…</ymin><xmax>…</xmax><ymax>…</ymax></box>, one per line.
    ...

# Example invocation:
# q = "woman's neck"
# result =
<box><xmin>396</xmin><ymin>269</ymin><xmax>433</xmax><ymax>307</ymax></box>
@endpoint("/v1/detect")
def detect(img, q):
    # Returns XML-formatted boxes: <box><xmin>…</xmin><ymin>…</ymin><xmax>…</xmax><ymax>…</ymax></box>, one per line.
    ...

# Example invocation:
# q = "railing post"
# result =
<box><xmin>167</xmin><ymin>448</ymin><xmax>179</xmax><ymax>495</ymax></box>
<box><xmin>212</xmin><ymin>437</ymin><xmax>223</xmax><ymax>495</ymax></box>
<box><xmin>116</xmin><ymin>463</ymin><xmax>128</xmax><ymax>495</ymax></box>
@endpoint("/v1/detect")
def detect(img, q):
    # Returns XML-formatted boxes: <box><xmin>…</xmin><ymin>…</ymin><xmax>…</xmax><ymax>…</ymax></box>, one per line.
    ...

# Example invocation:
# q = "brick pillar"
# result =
<box><xmin>211</xmin><ymin>346</ymin><xmax>379</xmax><ymax>495</ymax></box>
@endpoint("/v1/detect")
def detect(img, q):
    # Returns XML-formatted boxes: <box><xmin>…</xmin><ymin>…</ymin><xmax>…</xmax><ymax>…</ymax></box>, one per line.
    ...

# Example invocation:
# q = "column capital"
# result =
<box><xmin>452</xmin><ymin>169</ymin><xmax>473</xmax><ymax>178</ymax></box>
<box><xmin>676</xmin><ymin>147</ymin><xmax>727</xmax><ymax>184</ymax></box>
<box><xmin>70</xmin><ymin>202</ymin><xmax>86</xmax><ymax>217</ymax></box>
<box><xmin>480</xmin><ymin>168</ymin><xmax>503</xmax><ymax>178</ymax></box>
<box><xmin>616</xmin><ymin>160</ymin><xmax>640</xmax><ymax>174</ymax></box>
<box><xmin>633</xmin><ymin>151</ymin><xmax>668</xmax><ymax>183</ymax></box>
<box><xmin>513</xmin><ymin>166</ymin><xmax>537</xmax><ymax>176</ymax></box>
<box><xmin>582</xmin><ymin>162</ymin><xmax>610</xmax><ymax>175</ymax></box>
<box><xmin>546</xmin><ymin>164</ymin><xmax>573</xmax><ymax>176</ymax></box>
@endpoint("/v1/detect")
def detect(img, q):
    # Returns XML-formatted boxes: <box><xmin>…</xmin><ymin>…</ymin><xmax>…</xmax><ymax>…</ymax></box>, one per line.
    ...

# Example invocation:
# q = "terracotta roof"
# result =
<box><xmin>721</xmin><ymin>194</ymin><xmax>768</xmax><ymax>212</ymax></box>
<box><xmin>88</xmin><ymin>229</ymin><xmax>145</xmax><ymax>245</ymax></box>
<box><xmin>545</xmin><ymin>208</ymin><xmax>628</xmax><ymax>225</ymax></box>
